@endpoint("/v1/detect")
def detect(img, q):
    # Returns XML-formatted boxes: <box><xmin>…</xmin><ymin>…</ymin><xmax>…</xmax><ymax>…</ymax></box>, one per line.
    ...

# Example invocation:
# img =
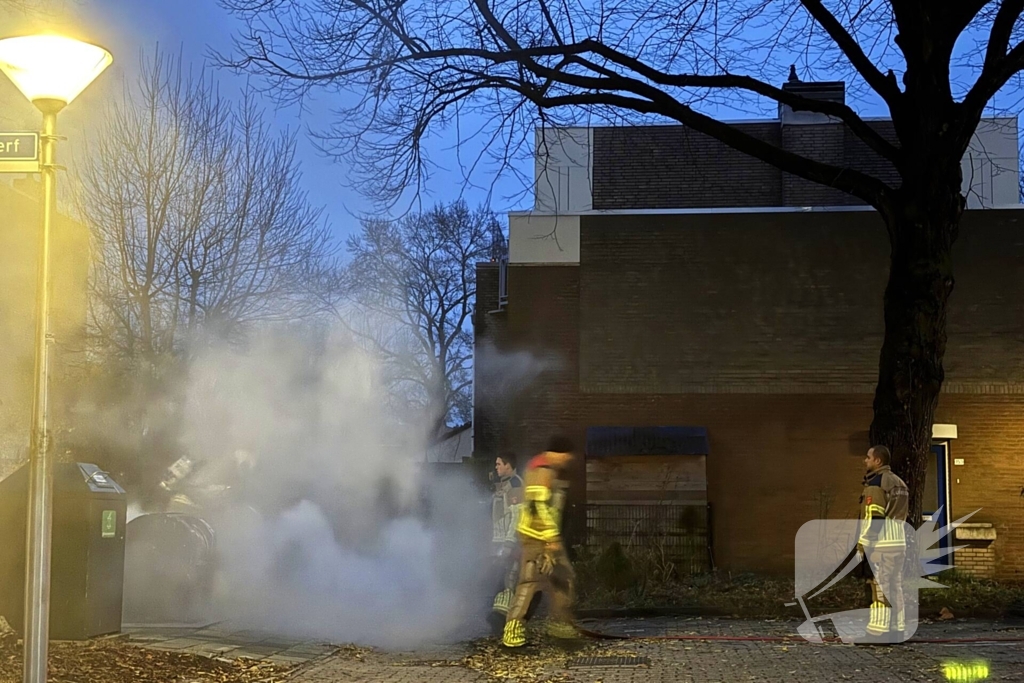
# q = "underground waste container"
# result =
<box><xmin>122</xmin><ymin>512</ymin><xmax>216</xmax><ymax>625</ymax></box>
<box><xmin>0</xmin><ymin>462</ymin><xmax>127</xmax><ymax>640</ymax></box>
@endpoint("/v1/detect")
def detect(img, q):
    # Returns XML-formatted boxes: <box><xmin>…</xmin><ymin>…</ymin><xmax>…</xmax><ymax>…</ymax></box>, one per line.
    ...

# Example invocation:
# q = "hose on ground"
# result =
<box><xmin>576</xmin><ymin>627</ymin><xmax>1024</xmax><ymax>645</ymax></box>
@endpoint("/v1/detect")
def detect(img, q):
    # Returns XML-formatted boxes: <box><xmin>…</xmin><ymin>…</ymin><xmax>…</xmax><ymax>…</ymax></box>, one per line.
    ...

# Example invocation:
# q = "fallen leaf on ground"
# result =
<box><xmin>0</xmin><ymin>633</ymin><xmax>296</xmax><ymax>683</ymax></box>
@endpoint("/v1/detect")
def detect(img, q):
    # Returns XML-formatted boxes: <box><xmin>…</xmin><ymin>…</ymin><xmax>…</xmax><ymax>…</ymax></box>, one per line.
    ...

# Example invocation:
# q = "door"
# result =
<box><xmin>922</xmin><ymin>443</ymin><xmax>952</xmax><ymax>570</ymax></box>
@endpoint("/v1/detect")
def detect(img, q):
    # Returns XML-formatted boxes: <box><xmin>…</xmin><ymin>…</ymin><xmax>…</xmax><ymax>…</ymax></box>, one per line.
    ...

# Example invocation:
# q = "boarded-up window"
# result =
<box><xmin>586</xmin><ymin>455</ymin><xmax>707</xmax><ymax>504</ymax></box>
<box><xmin>583</xmin><ymin>427</ymin><xmax>711</xmax><ymax>572</ymax></box>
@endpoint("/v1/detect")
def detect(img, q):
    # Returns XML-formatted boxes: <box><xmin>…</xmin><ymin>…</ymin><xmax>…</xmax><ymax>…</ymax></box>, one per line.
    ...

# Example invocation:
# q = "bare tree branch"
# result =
<box><xmin>962</xmin><ymin>1</ymin><xmax>1024</xmax><ymax>130</ymax></box>
<box><xmin>338</xmin><ymin>200</ymin><xmax>504</xmax><ymax>432</ymax></box>
<box><xmin>798</xmin><ymin>0</ymin><xmax>901</xmax><ymax>106</ymax></box>
<box><xmin>75</xmin><ymin>49</ymin><xmax>340</xmax><ymax>361</ymax></box>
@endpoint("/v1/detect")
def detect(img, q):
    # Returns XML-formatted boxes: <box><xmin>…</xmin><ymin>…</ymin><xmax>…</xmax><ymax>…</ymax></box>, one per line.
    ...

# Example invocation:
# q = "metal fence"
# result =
<box><xmin>583</xmin><ymin>504</ymin><xmax>712</xmax><ymax>574</ymax></box>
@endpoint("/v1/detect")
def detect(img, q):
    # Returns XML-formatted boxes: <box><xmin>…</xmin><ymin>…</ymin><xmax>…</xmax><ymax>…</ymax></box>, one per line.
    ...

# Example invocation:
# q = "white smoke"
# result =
<box><xmin>474</xmin><ymin>341</ymin><xmax>558</xmax><ymax>404</ymax></box>
<box><xmin>129</xmin><ymin>328</ymin><xmax>493</xmax><ymax>648</ymax></box>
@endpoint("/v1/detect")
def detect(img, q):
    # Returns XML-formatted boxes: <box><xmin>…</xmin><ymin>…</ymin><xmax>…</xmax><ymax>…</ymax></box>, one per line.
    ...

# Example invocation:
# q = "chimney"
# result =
<box><xmin>778</xmin><ymin>66</ymin><xmax>846</xmax><ymax>124</ymax></box>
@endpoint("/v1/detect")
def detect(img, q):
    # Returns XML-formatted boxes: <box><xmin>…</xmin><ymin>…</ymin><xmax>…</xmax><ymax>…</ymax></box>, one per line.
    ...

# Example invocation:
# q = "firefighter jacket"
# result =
<box><xmin>517</xmin><ymin>452</ymin><xmax>571</xmax><ymax>543</ymax></box>
<box><xmin>858</xmin><ymin>465</ymin><xmax>909</xmax><ymax>550</ymax></box>
<box><xmin>492</xmin><ymin>472</ymin><xmax>524</xmax><ymax>549</ymax></box>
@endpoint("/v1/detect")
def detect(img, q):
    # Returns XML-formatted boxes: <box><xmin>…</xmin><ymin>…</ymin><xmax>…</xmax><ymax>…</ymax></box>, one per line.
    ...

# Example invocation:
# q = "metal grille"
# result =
<box><xmin>584</xmin><ymin>504</ymin><xmax>711</xmax><ymax>574</ymax></box>
<box><xmin>567</xmin><ymin>656</ymin><xmax>650</xmax><ymax>668</ymax></box>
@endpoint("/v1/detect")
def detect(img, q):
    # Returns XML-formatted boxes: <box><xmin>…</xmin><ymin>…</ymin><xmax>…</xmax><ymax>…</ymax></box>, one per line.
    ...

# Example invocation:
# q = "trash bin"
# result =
<box><xmin>122</xmin><ymin>513</ymin><xmax>216</xmax><ymax>625</ymax></box>
<box><xmin>0</xmin><ymin>462</ymin><xmax>127</xmax><ymax>640</ymax></box>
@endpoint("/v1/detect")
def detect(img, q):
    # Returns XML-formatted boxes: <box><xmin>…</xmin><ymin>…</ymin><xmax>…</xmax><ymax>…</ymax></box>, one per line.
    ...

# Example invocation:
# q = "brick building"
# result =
<box><xmin>473</xmin><ymin>80</ymin><xmax>1024</xmax><ymax>580</ymax></box>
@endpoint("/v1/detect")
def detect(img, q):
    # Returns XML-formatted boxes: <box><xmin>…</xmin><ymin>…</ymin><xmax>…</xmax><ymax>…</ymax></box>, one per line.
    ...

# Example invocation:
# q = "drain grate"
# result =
<box><xmin>566</xmin><ymin>655</ymin><xmax>650</xmax><ymax>668</ymax></box>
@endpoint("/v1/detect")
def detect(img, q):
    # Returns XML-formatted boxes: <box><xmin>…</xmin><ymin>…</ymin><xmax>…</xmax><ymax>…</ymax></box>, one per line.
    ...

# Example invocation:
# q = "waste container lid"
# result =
<box><xmin>65</xmin><ymin>463</ymin><xmax>126</xmax><ymax>495</ymax></box>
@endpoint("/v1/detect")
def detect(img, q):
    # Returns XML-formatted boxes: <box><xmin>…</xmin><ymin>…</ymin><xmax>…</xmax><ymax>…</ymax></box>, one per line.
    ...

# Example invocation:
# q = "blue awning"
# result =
<box><xmin>586</xmin><ymin>426</ymin><xmax>709</xmax><ymax>457</ymax></box>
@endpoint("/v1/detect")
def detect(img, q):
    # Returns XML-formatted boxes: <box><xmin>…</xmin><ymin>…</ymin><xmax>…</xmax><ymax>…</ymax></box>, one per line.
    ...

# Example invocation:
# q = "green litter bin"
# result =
<box><xmin>0</xmin><ymin>462</ymin><xmax>127</xmax><ymax>640</ymax></box>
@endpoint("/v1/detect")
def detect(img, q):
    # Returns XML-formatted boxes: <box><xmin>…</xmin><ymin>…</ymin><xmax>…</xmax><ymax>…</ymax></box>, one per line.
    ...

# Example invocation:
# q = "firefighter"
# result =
<box><xmin>491</xmin><ymin>452</ymin><xmax>524</xmax><ymax>624</ymax></box>
<box><xmin>858</xmin><ymin>444</ymin><xmax>909</xmax><ymax>640</ymax></box>
<box><xmin>502</xmin><ymin>436</ymin><xmax>576</xmax><ymax>648</ymax></box>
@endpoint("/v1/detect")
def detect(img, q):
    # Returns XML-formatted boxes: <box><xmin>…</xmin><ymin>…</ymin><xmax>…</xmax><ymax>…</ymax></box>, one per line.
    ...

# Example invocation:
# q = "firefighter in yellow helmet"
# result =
<box><xmin>502</xmin><ymin>435</ymin><xmax>577</xmax><ymax>648</ymax></box>
<box><xmin>858</xmin><ymin>444</ymin><xmax>909</xmax><ymax>639</ymax></box>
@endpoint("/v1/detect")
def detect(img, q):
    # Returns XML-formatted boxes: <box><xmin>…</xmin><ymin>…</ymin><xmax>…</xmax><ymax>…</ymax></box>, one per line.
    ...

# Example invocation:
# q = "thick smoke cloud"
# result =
<box><xmin>126</xmin><ymin>329</ymin><xmax>495</xmax><ymax>648</ymax></box>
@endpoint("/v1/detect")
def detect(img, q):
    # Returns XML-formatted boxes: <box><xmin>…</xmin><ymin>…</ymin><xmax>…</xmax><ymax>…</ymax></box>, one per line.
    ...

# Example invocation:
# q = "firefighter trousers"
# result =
<box><xmin>865</xmin><ymin>547</ymin><xmax>906</xmax><ymax>635</ymax></box>
<box><xmin>504</xmin><ymin>539</ymin><xmax>575</xmax><ymax>644</ymax></box>
<box><xmin>492</xmin><ymin>549</ymin><xmax>521</xmax><ymax>615</ymax></box>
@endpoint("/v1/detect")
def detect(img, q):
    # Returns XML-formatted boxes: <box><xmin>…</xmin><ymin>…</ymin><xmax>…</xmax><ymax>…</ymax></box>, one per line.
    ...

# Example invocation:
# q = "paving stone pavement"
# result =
<box><xmin>125</xmin><ymin>622</ymin><xmax>336</xmax><ymax>665</ymax></box>
<box><xmin>291</xmin><ymin>618</ymin><xmax>1024</xmax><ymax>683</ymax></box>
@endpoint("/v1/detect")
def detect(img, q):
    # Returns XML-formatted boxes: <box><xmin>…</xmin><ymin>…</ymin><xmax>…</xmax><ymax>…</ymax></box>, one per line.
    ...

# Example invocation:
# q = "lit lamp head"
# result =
<box><xmin>0</xmin><ymin>34</ymin><xmax>112</xmax><ymax>114</ymax></box>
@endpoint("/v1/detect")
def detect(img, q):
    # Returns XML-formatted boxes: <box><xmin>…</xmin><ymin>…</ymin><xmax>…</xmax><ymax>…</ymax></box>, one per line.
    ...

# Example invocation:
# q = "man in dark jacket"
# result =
<box><xmin>490</xmin><ymin>452</ymin><xmax>524</xmax><ymax>624</ymax></box>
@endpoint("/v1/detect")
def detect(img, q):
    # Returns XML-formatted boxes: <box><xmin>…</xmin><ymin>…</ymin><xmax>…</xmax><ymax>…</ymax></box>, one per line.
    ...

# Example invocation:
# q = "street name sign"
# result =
<box><xmin>0</xmin><ymin>132</ymin><xmax>40</xmax><ymax>173</ymax></box>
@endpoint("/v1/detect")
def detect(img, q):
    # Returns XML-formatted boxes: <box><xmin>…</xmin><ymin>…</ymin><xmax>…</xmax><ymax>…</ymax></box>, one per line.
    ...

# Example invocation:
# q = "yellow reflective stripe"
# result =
<box><xmin>503</xmin><ymin>619</ymin><xmax>526</xmax><ymax>647</ymax></box>
<box><xmin>535</xmin><ymin>501</ymin><xmax>557</xmax><ymax>530</ymax></box>
<box><xmin>517</xmin><ymin>525</ymin><xmax>559</xmax><ymax>541</ymax></box>
<box><xmin>874</xmin><ymin>518</ymin><xmax>906</xmax><ymax>547</ymax></box>
<box><xmin>518</xmin><ymin>483</ymin><xmax>561</xmax><ymax>541</ymax></box>
<box><xmin>867</xmin><ymin>601</ymin><xmax>891</xmax><ymax>634</ymax></box>
<box><xmin>524</xmin><ymin>485</ymin><xmax>550</xmax><ymax>501</ymax></box>
<box><xmin>858</xmin><ymin>504</ymin><xmax>873</xmax><ymax>544</ymax></box>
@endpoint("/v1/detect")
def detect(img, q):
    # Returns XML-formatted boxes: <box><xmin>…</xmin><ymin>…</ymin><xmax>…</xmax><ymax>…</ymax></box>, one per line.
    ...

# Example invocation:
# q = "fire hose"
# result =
<box><xmin>575</xmin><ymin>626</ymin><xmax>1024</xmax><ymax>645</ymax></box>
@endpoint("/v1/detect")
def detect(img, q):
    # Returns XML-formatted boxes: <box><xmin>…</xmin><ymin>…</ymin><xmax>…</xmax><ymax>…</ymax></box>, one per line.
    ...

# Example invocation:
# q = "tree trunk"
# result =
<box><xmin>870</xmin><ymin>190</ymin><xmax>963</xmax><ymax>528</ymax></box>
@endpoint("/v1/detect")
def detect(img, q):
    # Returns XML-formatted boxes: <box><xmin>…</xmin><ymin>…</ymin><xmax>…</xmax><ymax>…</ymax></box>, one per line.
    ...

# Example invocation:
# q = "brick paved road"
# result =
<box><xmin>293</xmin><ymin>618</ymin><xmax>1024</xmax><ymax>683</ymax></box>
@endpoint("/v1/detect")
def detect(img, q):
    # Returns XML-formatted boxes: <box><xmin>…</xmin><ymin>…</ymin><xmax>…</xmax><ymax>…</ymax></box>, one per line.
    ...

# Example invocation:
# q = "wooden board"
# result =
<box><xmin>586</xmin><ymin>455</ymin><xmax>707</xmax><ymax>503</ymax></box>
<box><xmin>586</xmin><ymin>479</ymin><xmax>706</xmax><ymax>492</ymax></box>
<box><xmin>586</xmin><ymin>490</ymin><xmax>707</xmax><ymax>503</ymax></box>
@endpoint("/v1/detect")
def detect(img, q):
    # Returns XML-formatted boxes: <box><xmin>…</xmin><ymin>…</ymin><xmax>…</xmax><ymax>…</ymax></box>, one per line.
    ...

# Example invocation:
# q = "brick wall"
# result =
<box><xmin>579</xmin><ymin>211</ymin><xmax>889</xmax><ymax>393</ymax></box>
<box><xmin>592</xmin><ymin>125</ymin><xmax>783</xmax><ymax>210</ymax></box>
<box><xmin>579</xmin><ymin>210</ymin><xmax>1024</xmax><ymax>394</ymax></box>
<box><xmin>492</xmin><ymin>264</ymin><xmax>588</xmax><ymax>541</ymax></box>
<box><xmin>936</xmin><ymin>396</ymin><xmax>1024</xmax><ymax>580</ymax></box>
<box><xmin>477</xmin><ymin>362</ymin><xmax>1024</xmax><ymax>578</ymax></box>
<box><xmin>482</xmin><ymin>264</ymin><xmax>878</xmax><ymax>573</ymax></box>
<box><xmin>475</xmin><ymin>210</ymin><xmax>1024</xmax><ymax>580</ymax></box>
<box><xmin>956</xmin><ymin>545</ymin><xmax>997</xmax><ymax>579</ymax></box>
<box><xmin>580</xmin><ymin>392</ymin><xmax>873</xmax><ymax>574</ymax></box>
<box><xmin>781</xmin><ymin>124</ymin><xmax>850</xmax><ymax>206</ymax></box>
<box><xmin>591</xmin><ymin>121</ymin><xmax>902</xmax><ymax>210</ymax></box>
<box><xmin>474</xmin><ymin>263</ymin><xmax>503</xmax><ymax>455</ymax></box>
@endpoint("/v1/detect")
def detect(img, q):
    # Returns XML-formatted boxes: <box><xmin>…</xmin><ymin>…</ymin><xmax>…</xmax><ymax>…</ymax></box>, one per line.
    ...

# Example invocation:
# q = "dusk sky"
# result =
<box><xmin>2</xmin><ymin>1</ymin><xmax>1018</xmax><ymax>244</ymax></box>
<box><xmin>1</xmin><ymin>0</ymin><xmax>532</xmax><ymax>243</ymax></box>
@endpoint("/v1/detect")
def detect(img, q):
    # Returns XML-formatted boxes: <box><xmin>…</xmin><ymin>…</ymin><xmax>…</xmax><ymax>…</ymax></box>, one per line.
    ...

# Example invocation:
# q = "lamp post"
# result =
<box><xmin>0</xmin><ymin>34</ymin><xmax>112</xmax><ymax>683</ymax></box>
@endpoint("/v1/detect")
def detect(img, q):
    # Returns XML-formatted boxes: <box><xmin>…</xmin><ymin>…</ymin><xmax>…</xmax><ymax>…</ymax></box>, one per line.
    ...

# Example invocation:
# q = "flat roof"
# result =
<box><xmin>535</xmin><ymin>115</ymin><xmax>1018</xmax><ymax>131</ymax></box>
<box><xmin>509</xmin><ymin>205</ymin><xmax>1024</xmax><ymax>218</ymax></box>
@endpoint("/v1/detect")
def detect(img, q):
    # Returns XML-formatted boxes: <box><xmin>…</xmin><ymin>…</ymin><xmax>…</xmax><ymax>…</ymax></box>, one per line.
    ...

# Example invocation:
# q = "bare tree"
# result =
<box><xmin>70</xmin><ymin>51</ymin><xmax>341</xmax><ymax>496</ymax></box>
<box><xmin>341</xmin><ymin>201</ymin><xmax>504</xmax><ymax>437</ymax></box>
<box><xmin>77</xmin><ymin>51</ymin><xmax>338</xmax><ymax>361</ymax></box>
<box><xmin>219</xmin><ymin>0</ymin><xmax>1024</xmax><ymax>523</ymax></box>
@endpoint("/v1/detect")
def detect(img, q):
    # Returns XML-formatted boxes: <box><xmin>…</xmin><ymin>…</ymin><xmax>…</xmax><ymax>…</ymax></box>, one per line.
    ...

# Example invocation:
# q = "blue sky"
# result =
<box><xmin>3</xmin><ymin>1</ymin><xmax>1017</xmax><ymax>244</ymax></box>
<box><xmin>4</xmin><ymin>0</ymin><xmax>531</xmax><ymax>243</ymax></box>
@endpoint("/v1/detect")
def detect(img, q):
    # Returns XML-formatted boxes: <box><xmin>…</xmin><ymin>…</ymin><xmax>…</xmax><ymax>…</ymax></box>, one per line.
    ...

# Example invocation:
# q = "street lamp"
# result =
<box><xmin>0</xmin><ymin>34</ymin><xmax>112</xmax><ymax>683</ymax></box>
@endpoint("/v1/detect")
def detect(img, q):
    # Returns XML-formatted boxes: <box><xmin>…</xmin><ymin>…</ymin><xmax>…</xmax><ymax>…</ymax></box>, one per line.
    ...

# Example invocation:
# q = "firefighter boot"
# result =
<box><xmin>866</xmin><ymin>601</ymin><xmax>891</xmax><ymax>637</ymax></box>
<box><xmin>493</xmin><ymin>589</ymin><xmax>512</xmax><ymax>615</ymax></box>
<box><xmin>503</xmin><ymin>619</ymin><xmax>526</xmax><ymax>648</ymax></box>
<box><xmin>889</xmin><ymin>608</ymin><xmax>907</xmax><ymax>642</ymax></box>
